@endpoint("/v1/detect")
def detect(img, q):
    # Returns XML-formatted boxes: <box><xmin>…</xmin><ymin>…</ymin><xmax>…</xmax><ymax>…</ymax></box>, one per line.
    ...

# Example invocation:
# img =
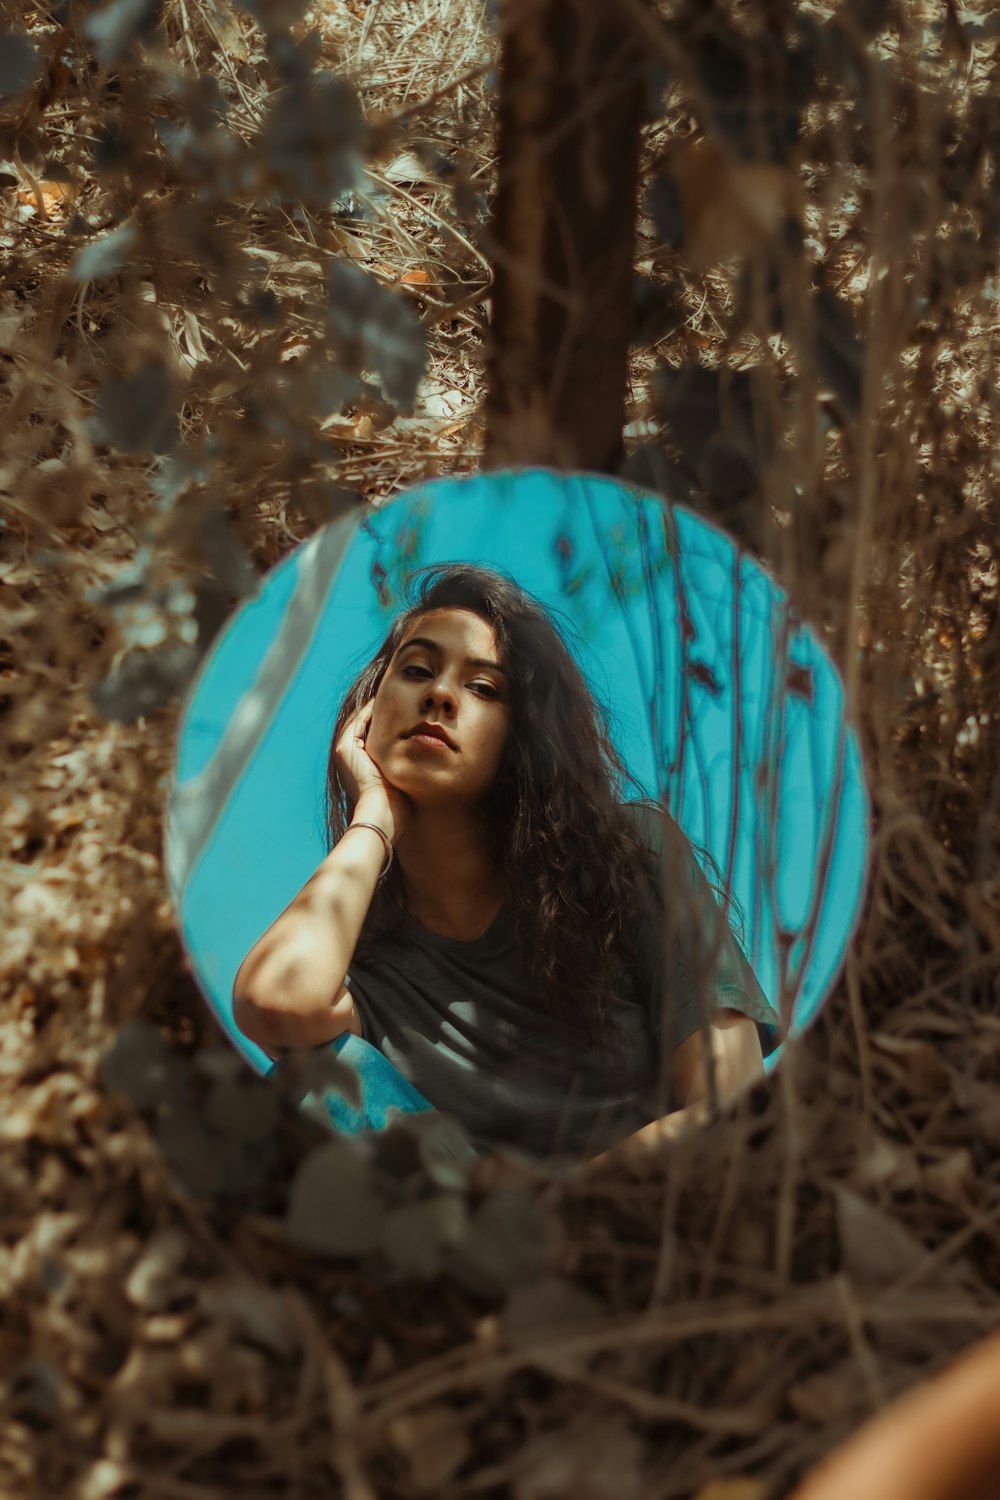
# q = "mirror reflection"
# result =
<box><xmin>166</xmin><ymin>468</ymin><xmax>869</xmax><ymax>1169</ymax></box>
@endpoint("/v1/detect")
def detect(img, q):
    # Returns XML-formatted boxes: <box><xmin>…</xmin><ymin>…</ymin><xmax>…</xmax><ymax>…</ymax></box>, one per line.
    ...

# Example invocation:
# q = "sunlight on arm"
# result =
<box><xmin>576</xmin><ymin>1009</ymin><xmax>764</xmax><ymax>1177</ymax></box>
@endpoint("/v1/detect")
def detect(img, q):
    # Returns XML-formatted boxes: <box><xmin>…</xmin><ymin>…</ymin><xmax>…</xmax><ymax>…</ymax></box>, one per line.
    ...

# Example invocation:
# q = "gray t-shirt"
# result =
<box><xmin>344</xmin><ymin>806</ymin><xmax>777</xmax><ymax>1161</ymax></box>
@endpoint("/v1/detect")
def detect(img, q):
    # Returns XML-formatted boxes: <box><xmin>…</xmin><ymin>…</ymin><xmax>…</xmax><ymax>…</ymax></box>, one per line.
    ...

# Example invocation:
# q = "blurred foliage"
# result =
<box><xmin>627</xmin><ymin>0</ymin><xmax>1000</xmax><ymax>578</ymax></box>
<box><xmin>101</xmin><ymin>1021</ymin><xmax>551</xmax><ymax>1291</ymax></box>
<box><xmin>2</xmin><ymin>0</ymin><xmax>423</xmax><ymax>724</ymax></box>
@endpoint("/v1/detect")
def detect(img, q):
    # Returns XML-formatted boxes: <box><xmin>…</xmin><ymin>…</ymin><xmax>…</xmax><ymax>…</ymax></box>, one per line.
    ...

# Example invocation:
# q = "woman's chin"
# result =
<box><xmin>393</xmin><ymin>775</ymin><xmax>451</xmax><ymax>805</ymax></box>
<box><xmin>370</xmin><ymin>747</ymin><xmax>483</xmax><ymax>809</ymax></box>
<box><xmin>384</xmin><ymin>769</ymin><xmax>469</xmax><ymax>813</ymax></box>
<box><xmin>373</xmin><ymin>756</ymin><xmax>439</xmax><ymax>800</ymax></box>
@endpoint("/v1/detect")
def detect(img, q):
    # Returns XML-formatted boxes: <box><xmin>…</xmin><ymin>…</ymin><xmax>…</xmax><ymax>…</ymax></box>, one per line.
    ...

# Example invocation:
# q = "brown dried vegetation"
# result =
<box><xmin>0</xmin><ymin>0</ymin><xmax>998</xmax><ymax>1497</ymax></box>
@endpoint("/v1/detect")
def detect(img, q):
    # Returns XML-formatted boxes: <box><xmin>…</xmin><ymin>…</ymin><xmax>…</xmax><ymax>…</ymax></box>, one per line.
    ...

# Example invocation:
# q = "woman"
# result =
<box><xmin>232</xmin><ymin>563</ymin><xmax>778</xmax><ymax>1165</ymax></box>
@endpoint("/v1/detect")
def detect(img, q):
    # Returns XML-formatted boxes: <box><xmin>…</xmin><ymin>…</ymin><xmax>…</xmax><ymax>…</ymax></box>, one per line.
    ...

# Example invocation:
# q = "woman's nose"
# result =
<box><xmin>421</xmin><ymin>681</ymin><xmax>454</xmax><ymax>712</ymax></box>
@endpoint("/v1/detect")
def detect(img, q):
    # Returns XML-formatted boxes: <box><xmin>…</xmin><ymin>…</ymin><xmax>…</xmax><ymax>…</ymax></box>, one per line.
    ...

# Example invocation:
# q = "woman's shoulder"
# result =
<box><xmin>621</xmin><ymin>797</ymin><xmax>664</xmax><ymax>845</ymax></box>
<box><xmin>619</xmin><ymin>799</ymin><xmax>731</xmax><ymax>927</ymax></box>
<box><xmin>620</xmin><ymin>798</ymin><xmax>694</xmax><ymax>869</ymax></box>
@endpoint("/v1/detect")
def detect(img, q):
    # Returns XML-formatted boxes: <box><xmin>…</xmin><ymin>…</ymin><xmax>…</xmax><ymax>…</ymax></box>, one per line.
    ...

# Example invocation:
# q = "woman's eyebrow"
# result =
<box><xmin>399</xmin><ymin>636</ymin><xmax>508</xmax><ymax>677</ymax></box>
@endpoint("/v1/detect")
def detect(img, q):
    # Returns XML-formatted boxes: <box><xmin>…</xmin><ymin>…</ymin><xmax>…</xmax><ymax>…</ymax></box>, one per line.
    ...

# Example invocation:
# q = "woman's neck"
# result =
<box><xmin>393</xmin><ymin>806</ymin><xmax>505</xmax><ymax>939</ymax></box>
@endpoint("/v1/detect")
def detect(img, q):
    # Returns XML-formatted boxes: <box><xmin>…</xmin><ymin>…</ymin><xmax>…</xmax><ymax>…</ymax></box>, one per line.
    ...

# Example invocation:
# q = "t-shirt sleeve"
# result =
<box><xmin>626</xmin><ymin>801</ymin><xmax>779</xmax><ymax>1056</ymax></box>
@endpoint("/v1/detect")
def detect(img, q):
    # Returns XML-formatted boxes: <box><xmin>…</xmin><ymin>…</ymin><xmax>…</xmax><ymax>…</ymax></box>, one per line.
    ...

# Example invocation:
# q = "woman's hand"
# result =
<box><xmin>568</xmin><ymin>1102</ymin><xmax>710</xmax><ymax>1182</ymax></box>
<box><xmin>335</xmin><ymin>700</ymin><xmax>412</xmax><ymax>844</ymax></box>
<box><xmin>568</xmin><ymin>1012</ymin><xmax>763</xmax><ymax>1185</ymax></box>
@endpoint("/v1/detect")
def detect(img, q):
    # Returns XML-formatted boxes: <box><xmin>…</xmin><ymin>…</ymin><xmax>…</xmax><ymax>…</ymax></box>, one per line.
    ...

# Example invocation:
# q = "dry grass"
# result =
<box><xmin>1</xmin><ymin>0</ymin><xmax>999</xmax><ymax>1497</ymax></box>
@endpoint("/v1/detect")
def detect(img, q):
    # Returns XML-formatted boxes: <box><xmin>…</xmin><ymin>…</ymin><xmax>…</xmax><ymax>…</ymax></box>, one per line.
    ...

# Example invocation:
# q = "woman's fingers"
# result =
<box><xmin>336</xmin><ymin>700</ymin><xmax>413</xmax><ymax>840</ymax></box>
<box><xmin>337</xmin><ymin>703</ymin><xmax>377</xmax><ymax>786</ymax></box>
<box><xmin>336</xmin><ymin>700</ymin><xmax>409</xmax><ymax>833</ymax></box>
<box><xmin>350</xmin><ymin>701</ymin><xmax>375</xmax><ymax>753</ymax></box>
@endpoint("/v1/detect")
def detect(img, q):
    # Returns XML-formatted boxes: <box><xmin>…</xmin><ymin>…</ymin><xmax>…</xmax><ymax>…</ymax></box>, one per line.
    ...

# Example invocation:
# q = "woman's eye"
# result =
<box><xmin>401</xmin><ymin>664</ymin><xmax>497</xmax><ymax>698</ymax></box>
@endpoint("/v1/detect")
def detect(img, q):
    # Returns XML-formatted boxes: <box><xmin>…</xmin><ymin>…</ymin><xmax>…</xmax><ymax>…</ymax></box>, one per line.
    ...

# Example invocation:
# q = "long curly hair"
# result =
<box><xmin>322</xmin><ymin>563</ymin><xmax>686</xmax><ymax>1046</ymax></box>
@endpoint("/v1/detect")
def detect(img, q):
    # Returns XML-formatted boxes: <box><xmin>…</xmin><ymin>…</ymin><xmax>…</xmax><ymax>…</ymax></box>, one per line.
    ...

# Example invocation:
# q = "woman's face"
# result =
<box><xmin>364</xmin><ymin>607</ymin><xmax>512</xmax><ymax>808</ymax></box>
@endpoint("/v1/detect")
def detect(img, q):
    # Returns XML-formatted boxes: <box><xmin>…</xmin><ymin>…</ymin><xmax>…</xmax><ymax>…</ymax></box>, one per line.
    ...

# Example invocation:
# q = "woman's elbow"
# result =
<box><xmin>231</xmin><ymin>956</ymin><xmax>297</xmax><ymax>1044</ymax></box>
<box><xmin>713</xmin><ymin>1010</ymin><xmax>764</xmax><ymax>1098</ymax></box>
<box><xmin>670</xmin><ymin>1009</ymin><xmax>764</xmax><ymax>1108</ymax></box>
<box><xmin>232</xmin><ymin>988</ymin><xmax>275</xmax><ymax>1051</ymax></box>
<box><xmin>232</xmin><ymin>948</ymin><xmax>262</xmax><ymax>1018</ymax></box>
<box><xmin>230</xmin><ymin>941</ymin><xmax>313</xmax><ymax>1040</ymax></box>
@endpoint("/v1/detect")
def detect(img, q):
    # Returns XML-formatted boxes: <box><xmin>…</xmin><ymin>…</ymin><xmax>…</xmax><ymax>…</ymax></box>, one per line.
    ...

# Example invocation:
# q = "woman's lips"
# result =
<box><xmin>405</xmin><ymin>732</ymin><xmax>453</xmax><ymax>750</ymax></box>
<box><xmin>402</xmin><ymin>721</ymin><xmax>457</xmax><ymax>749</ymax></box>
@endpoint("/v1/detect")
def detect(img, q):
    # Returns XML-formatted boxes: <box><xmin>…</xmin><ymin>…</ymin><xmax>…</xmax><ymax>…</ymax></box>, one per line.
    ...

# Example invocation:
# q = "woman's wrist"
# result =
<box><xmin>342</xmin><ymin>818</ymin><xmax>392</xmax><ymax>879</ymax></box>
<box><xmin>352</xmin><ymin>792</ymin><xmax>398</xmax><ymax>844</ymax></box>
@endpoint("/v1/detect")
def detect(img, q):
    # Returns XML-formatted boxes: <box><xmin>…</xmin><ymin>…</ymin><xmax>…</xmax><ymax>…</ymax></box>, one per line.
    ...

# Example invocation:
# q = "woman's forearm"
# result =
<box><xmin>584</xmin><ymin>1100</ymin><xmax>709</xmax><ymax>1170</ymax></box>
<box><xmin>232</xmin><ymin>795</ymin><xmax>390</xmax><ymax>1038</ymax></box>
<box><xmin>579</xmin><ymin>1011</ymin><xmax>764</xmax><ymax>1174</ymax></box>
<box><xmin>235</xmin><ymin>973</ymin><xmax>361</xmax><ymax>1054</ymax></box>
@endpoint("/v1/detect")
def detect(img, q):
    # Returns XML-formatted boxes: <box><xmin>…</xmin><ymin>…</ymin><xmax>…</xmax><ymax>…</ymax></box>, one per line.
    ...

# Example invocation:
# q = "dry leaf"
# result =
<box><xmin>197</xmin><ymin>1281</ymin><xmax>296</xmax><ymax>1358</ymax></box>
<box><xmin>693</xmin><ymin>1481</ymin><xmax>770</xmax><ymax>1500</ymax></box>
<box><xmin>0</xmin><ymin>1073</ymin><xmax>95</xmax><ymax>1144</ymax></box>
<box><xmin>499</xmin><ymin>1272</ymin><xmax>607</xmax><ymax>1344</ymax></box>
<box><xmin>834</xmin><ymin>1185</ymin><xmax>983</xmax><ymax>1363</ymax></box>
<box><xmin>853</xmin><ymin>1133</ymin><xmax>922</xmax><ymax>1192</ymax></box>
<box><xmin>871</xmin><ymin>1034</ymin><xmax>953</xmax><ymax>1095</ymax></box>
<box><xmin>77</xmin><ymin>1458</ymin><xmax>133</xmax><ymax>1500</ymax></box>
<box><xmin>124</xmin><ymin>1230</ymin><xmax>196</xmax><ymax>1314</ymax></box>
<box><xmin>381</xmin><ymin>150</ymin><xmax>435</xmax><ymax>186</ymax></box>
<box><xmin>400</xmin><ymin>268</ymin><xmax>433</xmax><ymax>287</ymax></box>
<box><xmin>203</xmin><ymin>5</ymin><xmax>248</xmax><ymax>61</ymax></box>
<box><xmin>666</xmin><ymin>137</ymin><xmax>798</xmax><ymax>271</ymax></box>
<box><xmin>418</xmin><ymin>383</ymin><xmax>465</xmax><ymax>422</ymax></box>
<box><xmin>834</xmin><ymin>1185</ymin><xmax>930</xmax><ymax>1287</ymax></box>
<box><xmin>952</xmin><ymin>1076</ymin><xmax>1000</xmax><ymax>1147</ymax></box>
<box><xmin>388</xmin><ymin>1403</ymin><xmax>472</xmax><ymax>1492</ymax></box>
<box><xmin>17</xmin><ymin>181</ymin><xmax>72</xmax><ymax>215</ymax></box>
<box><xmin>181</xmin><ymin>310</ymin><xmax>209</xmax><ymax>363</ymax></box>
<box><xmin>923</xmin><ymin>1148</ymin><xmax>974</xmax><ymax>1208</ymax></box>
<box><xmin>787</xmin><ymin>1364</ymin><xmax>864</xmax><ymax>1425</ymax></box>
<box><xmin>363</xmin><ymin>1336</ymin><xmax>396</xmax><ymax>1380</ymax></box>
<box><xmin>81</xmin><ymin>499</ymin><xmax>125</xmax><ymax>535</ymax></box>
<box><xmin>512</xmin><ymin>1410</ymin><xmax>645</xmax><ymax>1500</ymax></box>
<box><xmin>325</xmin><ymin>223</ymin><xmax>366</xmax><ymax>260</ymax></box>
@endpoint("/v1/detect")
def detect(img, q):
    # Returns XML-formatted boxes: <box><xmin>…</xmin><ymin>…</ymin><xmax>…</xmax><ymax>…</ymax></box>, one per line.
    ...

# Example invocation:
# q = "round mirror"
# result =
<box><xmin>165</xmin><ymin>468</ymin><xmax>869</xmax><ymax>1165</ymax></box>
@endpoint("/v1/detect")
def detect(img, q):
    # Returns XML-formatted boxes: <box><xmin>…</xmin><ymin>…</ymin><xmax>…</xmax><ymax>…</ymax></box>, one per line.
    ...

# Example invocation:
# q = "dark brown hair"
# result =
<box><xmin>322</xmin><ymin>563</ymin><xmax>670</xmax><ymax>1045</ymax></box>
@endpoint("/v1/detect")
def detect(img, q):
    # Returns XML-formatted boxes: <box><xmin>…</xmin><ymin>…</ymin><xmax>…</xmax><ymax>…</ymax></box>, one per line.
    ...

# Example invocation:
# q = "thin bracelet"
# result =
<box><xmin>342</xmin><ymin>821</ymin><xmax>393</xmax><ymax>879</ymax></box>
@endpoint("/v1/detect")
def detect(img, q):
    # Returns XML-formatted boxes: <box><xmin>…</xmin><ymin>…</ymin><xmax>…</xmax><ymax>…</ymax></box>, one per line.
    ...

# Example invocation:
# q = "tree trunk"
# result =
<box><xmin>482</xmin><ymin>0</ymin><xmax>650</xmax><ymax>476</ymax></box>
